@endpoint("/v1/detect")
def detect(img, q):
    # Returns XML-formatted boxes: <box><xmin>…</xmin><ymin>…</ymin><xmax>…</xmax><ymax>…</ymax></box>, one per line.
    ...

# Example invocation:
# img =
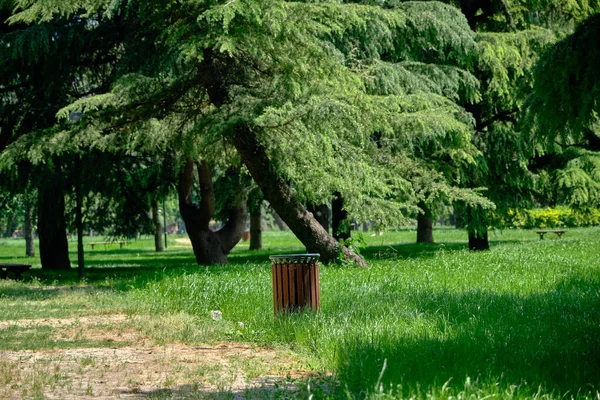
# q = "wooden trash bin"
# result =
<box><xmin>269</xmin><ymin>254</ymin><xmax>320</xmax><ymax>315</ymax></box>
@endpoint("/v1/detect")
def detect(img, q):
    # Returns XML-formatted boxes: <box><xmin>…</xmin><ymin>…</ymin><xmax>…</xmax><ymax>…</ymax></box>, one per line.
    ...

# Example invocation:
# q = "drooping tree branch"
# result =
<box><xmin>477</xmin><ymin>107</ymin><xmax>519</xmax><ymax>132</ymax></box>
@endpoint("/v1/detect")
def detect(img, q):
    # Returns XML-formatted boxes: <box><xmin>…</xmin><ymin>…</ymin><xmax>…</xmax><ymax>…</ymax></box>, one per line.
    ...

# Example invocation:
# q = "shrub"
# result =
<box><xmin>508</xmin><ymin>207</ymin><xmax>600</xmax><ymax>228</ymax></box>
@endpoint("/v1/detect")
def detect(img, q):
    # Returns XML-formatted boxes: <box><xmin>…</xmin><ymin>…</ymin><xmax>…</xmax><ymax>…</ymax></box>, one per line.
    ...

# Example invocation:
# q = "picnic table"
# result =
<box><xmin>88</xmin><ymin>241</ymin><xmax>127</xmax><ymax>250</ymax></box>
<box><xmin>534</xmin><ymin>229</ymin><xmax>566</xmax><ymax>239</ymax></box>
<box><xmin>0</xmin><ymin>263</ymin><xmax>31</xmax><ymax>280</ymax></box>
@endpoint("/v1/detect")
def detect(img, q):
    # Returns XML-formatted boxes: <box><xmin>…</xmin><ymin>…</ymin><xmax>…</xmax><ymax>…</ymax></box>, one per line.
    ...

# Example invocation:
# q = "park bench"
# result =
<box><xmin>88</xmin><ymin>241</ymin><xmax>127</xmax><ymax>250</ymax></box>
<box><xmin>534</xmin><ymin>229</ymin><xmax>566</xmax><ymax>239</ymax></box>
<box><xmin>0</xmin><ymin>263</ymin><xmax>31</xmax><ymax>280</ymax></box>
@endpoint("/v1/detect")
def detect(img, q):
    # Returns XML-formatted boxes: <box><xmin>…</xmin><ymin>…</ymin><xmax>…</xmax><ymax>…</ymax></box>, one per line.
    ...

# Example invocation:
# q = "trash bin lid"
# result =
<box><xmin>269</xmin><ymin>253</ymin><xmax>320</xmax><ymax>263</ymax></box>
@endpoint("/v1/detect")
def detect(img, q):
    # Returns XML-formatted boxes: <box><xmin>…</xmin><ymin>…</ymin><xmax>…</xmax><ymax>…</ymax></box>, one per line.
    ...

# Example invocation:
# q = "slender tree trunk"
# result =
<box><xmin>273</xmin><ymin>211</ymin><xmax>287</xmax><ymax>231</ymax></box>
<box><xmin>230</xmin><ymin>125</ymin><xmax>367</xmax><ymax>267</ymax></box>
<box><xmin>4</xmin><ymin>211</ymin><xmax>16</xmax><ymax>238</ymax></box>
<box><xmin>468</xmin><ymin>230</ymin><xmax>489</xmax><ymax>250</ymax></box>
<box><xmin>248</xmin><ymin>192</ymin><xmax>263</xmax><ymax>250</ymax></box>
<box><xmin>416</xmin><ymin>202</ymin><xmax>434</xmax><ymax>243</ymax></box>
<box><xmin>24</xmin><ymin>192</ymin><xmax>35</xmax><ymax>257</ymax></box>
<box><xmin>332</xmin><ymin>192</ymin><xmax>350</xmax><ymax>241</ymax></box>
<box><xmin>37</xmin><ymin>176</ymin><xmax>71</xmax><ymax>270</ymax></box>
<box><xmin>75</xmin><ymin>165</ymin><xmax>85</xmax><ymax>280</ymax></box>
<box><xmin>151</xmin><ymin>198</ymin><xmax>164</xmax><ymax>252</ymax></box>
<box><xmin>179</xmin><ymin>160</ymin><xmax>247</xmax><ymax>265</ymax></box>
<box><xmin>249</xmin><ymin>209</ymin><xmax>262</xmax><ymax>250</ymax></box>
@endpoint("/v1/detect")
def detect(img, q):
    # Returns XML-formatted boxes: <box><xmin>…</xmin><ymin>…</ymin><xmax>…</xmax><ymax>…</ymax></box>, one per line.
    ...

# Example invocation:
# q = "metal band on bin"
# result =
<box><xmin>269</xmin><ymin>254</ymin><xmax>320</xmax><ymax>264</ymax></box>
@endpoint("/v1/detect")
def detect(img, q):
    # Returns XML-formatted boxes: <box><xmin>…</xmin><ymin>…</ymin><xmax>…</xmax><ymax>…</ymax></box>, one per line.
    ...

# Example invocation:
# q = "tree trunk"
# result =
<box><xmin>178</xmin><ymin>160</ymin><xmax>247</xmax><ymax>265</ymax></box>
<box><xmin>230</xmin><ymin>125</ymin><xmax>367</xmax><ymax>267</ymax></box>
<box><xmin>273</xmin><ymin>211</ymin><xmax>287</xmax><ymax>231</ymax></box>
<box><xmin>75</xmin><ymin>167</ymin><xmax>85</xmax><ymax>280</ymax></box>
<box><xmin>332</xmin><ymin>192</ymin><xmax>350</xmax><ymax>241</ymax></box>
<box><xmin>37</xmin><ymin>177</ymin><xmax>71</xmax><ymax>270</ymax></box>
<box><xmin>4</xmin><ymin>211</ymin><xmax>16</xmax><ymax>238</ymax></box>
<box><xmin>307</xmin><ymin>203</ymin><xmax>330</xmax><ymax>233</ymax></box>
<box><xmin>249</xmin><ymin>210</ymin><xmax>262</xmax><ymax>250</ymax></box>
<box><xmin>468</xmin><ymin>230</ymin><xmax>489</xmax><ymax>250</ymax></box>
<box><xmin>23</xmin><ymin>192</ymin><xmax>35</xmax><ymax>257</ymax></box>
<box><xmin>248</xmin><ymin>192</ymin><xmax>263</xmax><ymax>250</ymax></box>
<box><xmin>416</xmin><ymin>203</ymin><xmax>434</xmax><ymax>243</ymax></box>
<box><xmin>151</xmin><ymin>198</ymin><xmax>164</xmax><ymax>252</ymax></box>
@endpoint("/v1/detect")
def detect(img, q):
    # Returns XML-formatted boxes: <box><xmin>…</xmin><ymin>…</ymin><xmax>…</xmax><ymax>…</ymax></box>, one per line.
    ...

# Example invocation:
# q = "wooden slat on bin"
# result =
<box><xmin>296</xmin><ymin>263</ymin><xmax>304</xmax><ymax>308</ymax></box>
<box><xmin>303</xmin><ymin>262</ymin><xmax>310</xmax><ymax>306</ymax></box>
<box><xmin>282</xmin><ymin>264</ymin><xmax>289</xmax><ymax>309</ymax></box>
<box><xmin>278</xmin><ymin>264</ymin><xmax>284</xmax><ymax>311</ymax></box>
<box><xmin>288</xmin><ymin>264</ymin><xmax>296</xmax><ymax>310</ymax></box>
<box><xmin>315</xmin><ymin>263</ymin><xmax>320</xmax><ymax>310</ymax></box>
<box><xmin>272</xmin><ymin>263</ymin><xmax>277</xmax><ymax>315</ymax></box>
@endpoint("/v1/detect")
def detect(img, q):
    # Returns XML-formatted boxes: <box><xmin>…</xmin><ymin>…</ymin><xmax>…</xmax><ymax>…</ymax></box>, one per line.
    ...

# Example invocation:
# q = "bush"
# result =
<box><xmin>509</xmin><ymin>207</ymin><xmax>600</xmax><ymax>228</ymax></box>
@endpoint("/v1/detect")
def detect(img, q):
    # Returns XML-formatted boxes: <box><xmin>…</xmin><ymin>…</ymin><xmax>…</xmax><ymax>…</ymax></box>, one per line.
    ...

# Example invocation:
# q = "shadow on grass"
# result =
<box><xmin>335</xmin><ymin>274</ymin><xmax>600</xmax><ymax>397</ymax></box>
<box><xmin>135</xmin><ymin>373</ymin><xmax>337</xmax><ymax>399</ymax></box>
<box><xmin>361</xmin><ymin>239</ymin><xmax>523</xmax><ymax>261</ymax></box>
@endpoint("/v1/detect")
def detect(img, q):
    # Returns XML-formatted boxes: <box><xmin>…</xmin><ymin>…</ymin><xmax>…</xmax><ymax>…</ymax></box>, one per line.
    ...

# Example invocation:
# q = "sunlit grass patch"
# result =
<box><xmin>0</xmin><ymin>227</ymin><xmax>598</xmax><ymax>398</ymax></box>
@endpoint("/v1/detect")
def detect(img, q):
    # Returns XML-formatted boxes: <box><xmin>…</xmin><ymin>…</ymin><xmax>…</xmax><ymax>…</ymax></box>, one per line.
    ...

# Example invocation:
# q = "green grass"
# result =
<box><xmin>1</xmin><ymin>227</ymin><xmax>599</xmax><ymax>398</ymax></box>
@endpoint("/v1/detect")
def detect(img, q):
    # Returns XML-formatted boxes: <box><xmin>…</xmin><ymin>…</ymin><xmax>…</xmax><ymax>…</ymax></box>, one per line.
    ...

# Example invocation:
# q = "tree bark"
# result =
<box><xmin>4</xmin><ymin>211</ymin><xmax>16</xmax><ymax>238</ymax></box>
<box><xmin>332</xmin><ymin>192</ymin><xmax>350</xmax><ymax>241</ymax></box>
<box><xmin>249</xmin><ymin>209</ymin><xmax>262</xmax><ymax>250</ymax></box>
<box><xmin>178</xmin><ymin>160</ymin><xmax>247</xmax><ymax>265</ymax></box>
<box><xmin>230</xmin><ymin>125</ymin><xmax>367</xmax><ymax>267</ymax></box>
<box><xmin>151</xmin><ymin>197</ymin><xmax>164</xmax><ymax>252</ymax></box>
<box><xmin>468</xmin><ymin>230</ymin><xmax>490</xmax><ymax>250</ymax></box>
<box><xmin>75</xmin><ymin>166</ymin><xmax>85</xmax><ymax>280</ymax></box>
<box><xmin>248</xmin><ymin>192</ymin><xmax>263</xmax><ymax>250</ymax></box>
<box><xmin>37</xmin><ymin>176</ymin><xmax>71</xmax><ymax>270</ymax></box>
<box><xmin>23</xmin><ymin>192</ymin><xmax>35</xmax><ymax>257</ymax></box>
<box><xmin>416</xmin><ymin>203</ymin><xmax>434</xmax><ymax>243</ymax></box>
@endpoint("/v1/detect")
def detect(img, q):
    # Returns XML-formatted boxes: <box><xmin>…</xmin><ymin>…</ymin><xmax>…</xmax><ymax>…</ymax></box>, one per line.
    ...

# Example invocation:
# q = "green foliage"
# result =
<box><xmin>337</xmin><ymin>233</ymin><xmax>367</xmax><ymax>264</ymax></box>
<box><xmin>524</xmin><ymin>14</ymin><xmax>600</xmax><ymax>148</ymax></box>
<box><xmin>3</xmin><ymin>0</ymin><xmax>494</xmax><ymax>228</ymax></box>
<box><xmin>507</xmin><ymin>206</ymin><xmax>600</xmax><ymax>228</ymax></box>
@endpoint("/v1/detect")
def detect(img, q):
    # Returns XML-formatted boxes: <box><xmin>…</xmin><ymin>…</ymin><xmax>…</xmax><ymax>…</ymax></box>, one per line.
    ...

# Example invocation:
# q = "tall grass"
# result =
<box><xmin>1</xmin><ymin>228</ymin><xmax>599</xmax><ymax>398</ymax></box>
<box><xmin>131</xmin><ymin>228</ymin><xmax>600</xmax><ymax>398</ymax></box>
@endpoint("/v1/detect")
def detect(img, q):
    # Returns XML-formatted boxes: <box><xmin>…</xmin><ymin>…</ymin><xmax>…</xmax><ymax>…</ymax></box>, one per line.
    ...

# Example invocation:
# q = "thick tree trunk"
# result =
<box><xmin>151</xmin><ymin>198</ymin><xmax>164</xmax><ymax>252</ymax></box>
<box><xmin>332</xmin><ymin>192</ymin><xmax>350</xmax><ymax>241</ymax></box>
<box><xmin>230</xmin><ymin>125</ymin><xmax>367</xmax><ymax>267</ymax></box>
<box><xmin>416</xmin><ymin>203</ymin><xmax>434</xmax><ymax>243</ymax></box>
<box><xmin>273</xmin><ymin>211</ymin><xmax>287</xmax><ymax>231</ymax></box>
<box><xmin>37</xmin><ymin>179</ymin><xmax>71</xmax><ymax>270</ymax></box>
<box><xmin>468</xmin><ymin>230</ymin><xmax>490</xmax><ymax>250</ymax></box>
<box><xmin>23</xmin><ymin>192</ymin><xmax>35</xmax><ymax>257</ymax></box>
<box><xmin>307</xmin><ymin>203</ymin><xmax>330</xmax><ymax>233</ymax></box>
<box><xmin>178</xmin><ymin>160</ymin><xmax>247</xmax><ymax>265</ymax></box>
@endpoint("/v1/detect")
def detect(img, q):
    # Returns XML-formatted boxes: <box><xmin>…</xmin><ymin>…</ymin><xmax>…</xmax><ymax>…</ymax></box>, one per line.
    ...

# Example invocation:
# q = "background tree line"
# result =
<box><xmin>1</xmin><ymin>0</ymin><xmax>598</xmax><ymax>272</ymax></box>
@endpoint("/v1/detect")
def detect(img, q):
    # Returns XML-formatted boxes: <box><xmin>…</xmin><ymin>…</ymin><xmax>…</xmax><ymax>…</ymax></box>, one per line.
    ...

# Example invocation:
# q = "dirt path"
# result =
<box><xmin>0</xmin><ymin>315</ymin><xmax>308</xmax><ymax>399</ymax></box>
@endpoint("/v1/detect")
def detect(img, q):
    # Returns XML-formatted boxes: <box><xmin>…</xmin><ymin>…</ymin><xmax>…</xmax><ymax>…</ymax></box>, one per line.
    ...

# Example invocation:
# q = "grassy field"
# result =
<box><xmin>0</xmin><ymin>227</ymin><xmax>599</xmax><ymax>399</ymax></box>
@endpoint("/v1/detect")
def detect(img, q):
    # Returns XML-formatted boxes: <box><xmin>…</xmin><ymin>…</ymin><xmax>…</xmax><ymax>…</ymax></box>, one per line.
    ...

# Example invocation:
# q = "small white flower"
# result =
<box><xmin>238</xmin><ymin>321</ymin><xmax>244</xmax><ymax>329</ymax></box>
<box><xmin>210</xmin><ymin>310</ymin><xmax>222</xmax><ymax>321</ymax></box>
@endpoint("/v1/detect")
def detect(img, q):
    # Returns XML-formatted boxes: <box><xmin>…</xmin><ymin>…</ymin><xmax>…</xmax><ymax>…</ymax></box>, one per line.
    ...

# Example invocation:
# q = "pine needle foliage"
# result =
<box><xmin>4</xmin><ymin>0</ymin><xmax>496</xmax><ymax>225</ymax></box>
<box><xmin>524</xmin><ymin>13</ymin><xmax>600</xmax><ymax>149</ymax></box>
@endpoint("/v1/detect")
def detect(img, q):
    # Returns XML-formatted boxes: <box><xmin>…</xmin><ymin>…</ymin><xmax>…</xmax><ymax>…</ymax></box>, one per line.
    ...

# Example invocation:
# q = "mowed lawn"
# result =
<box><xmin>0</xmin><ymin>227</ymin><xmax>599</xmax><ymax>399</ymax></box>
